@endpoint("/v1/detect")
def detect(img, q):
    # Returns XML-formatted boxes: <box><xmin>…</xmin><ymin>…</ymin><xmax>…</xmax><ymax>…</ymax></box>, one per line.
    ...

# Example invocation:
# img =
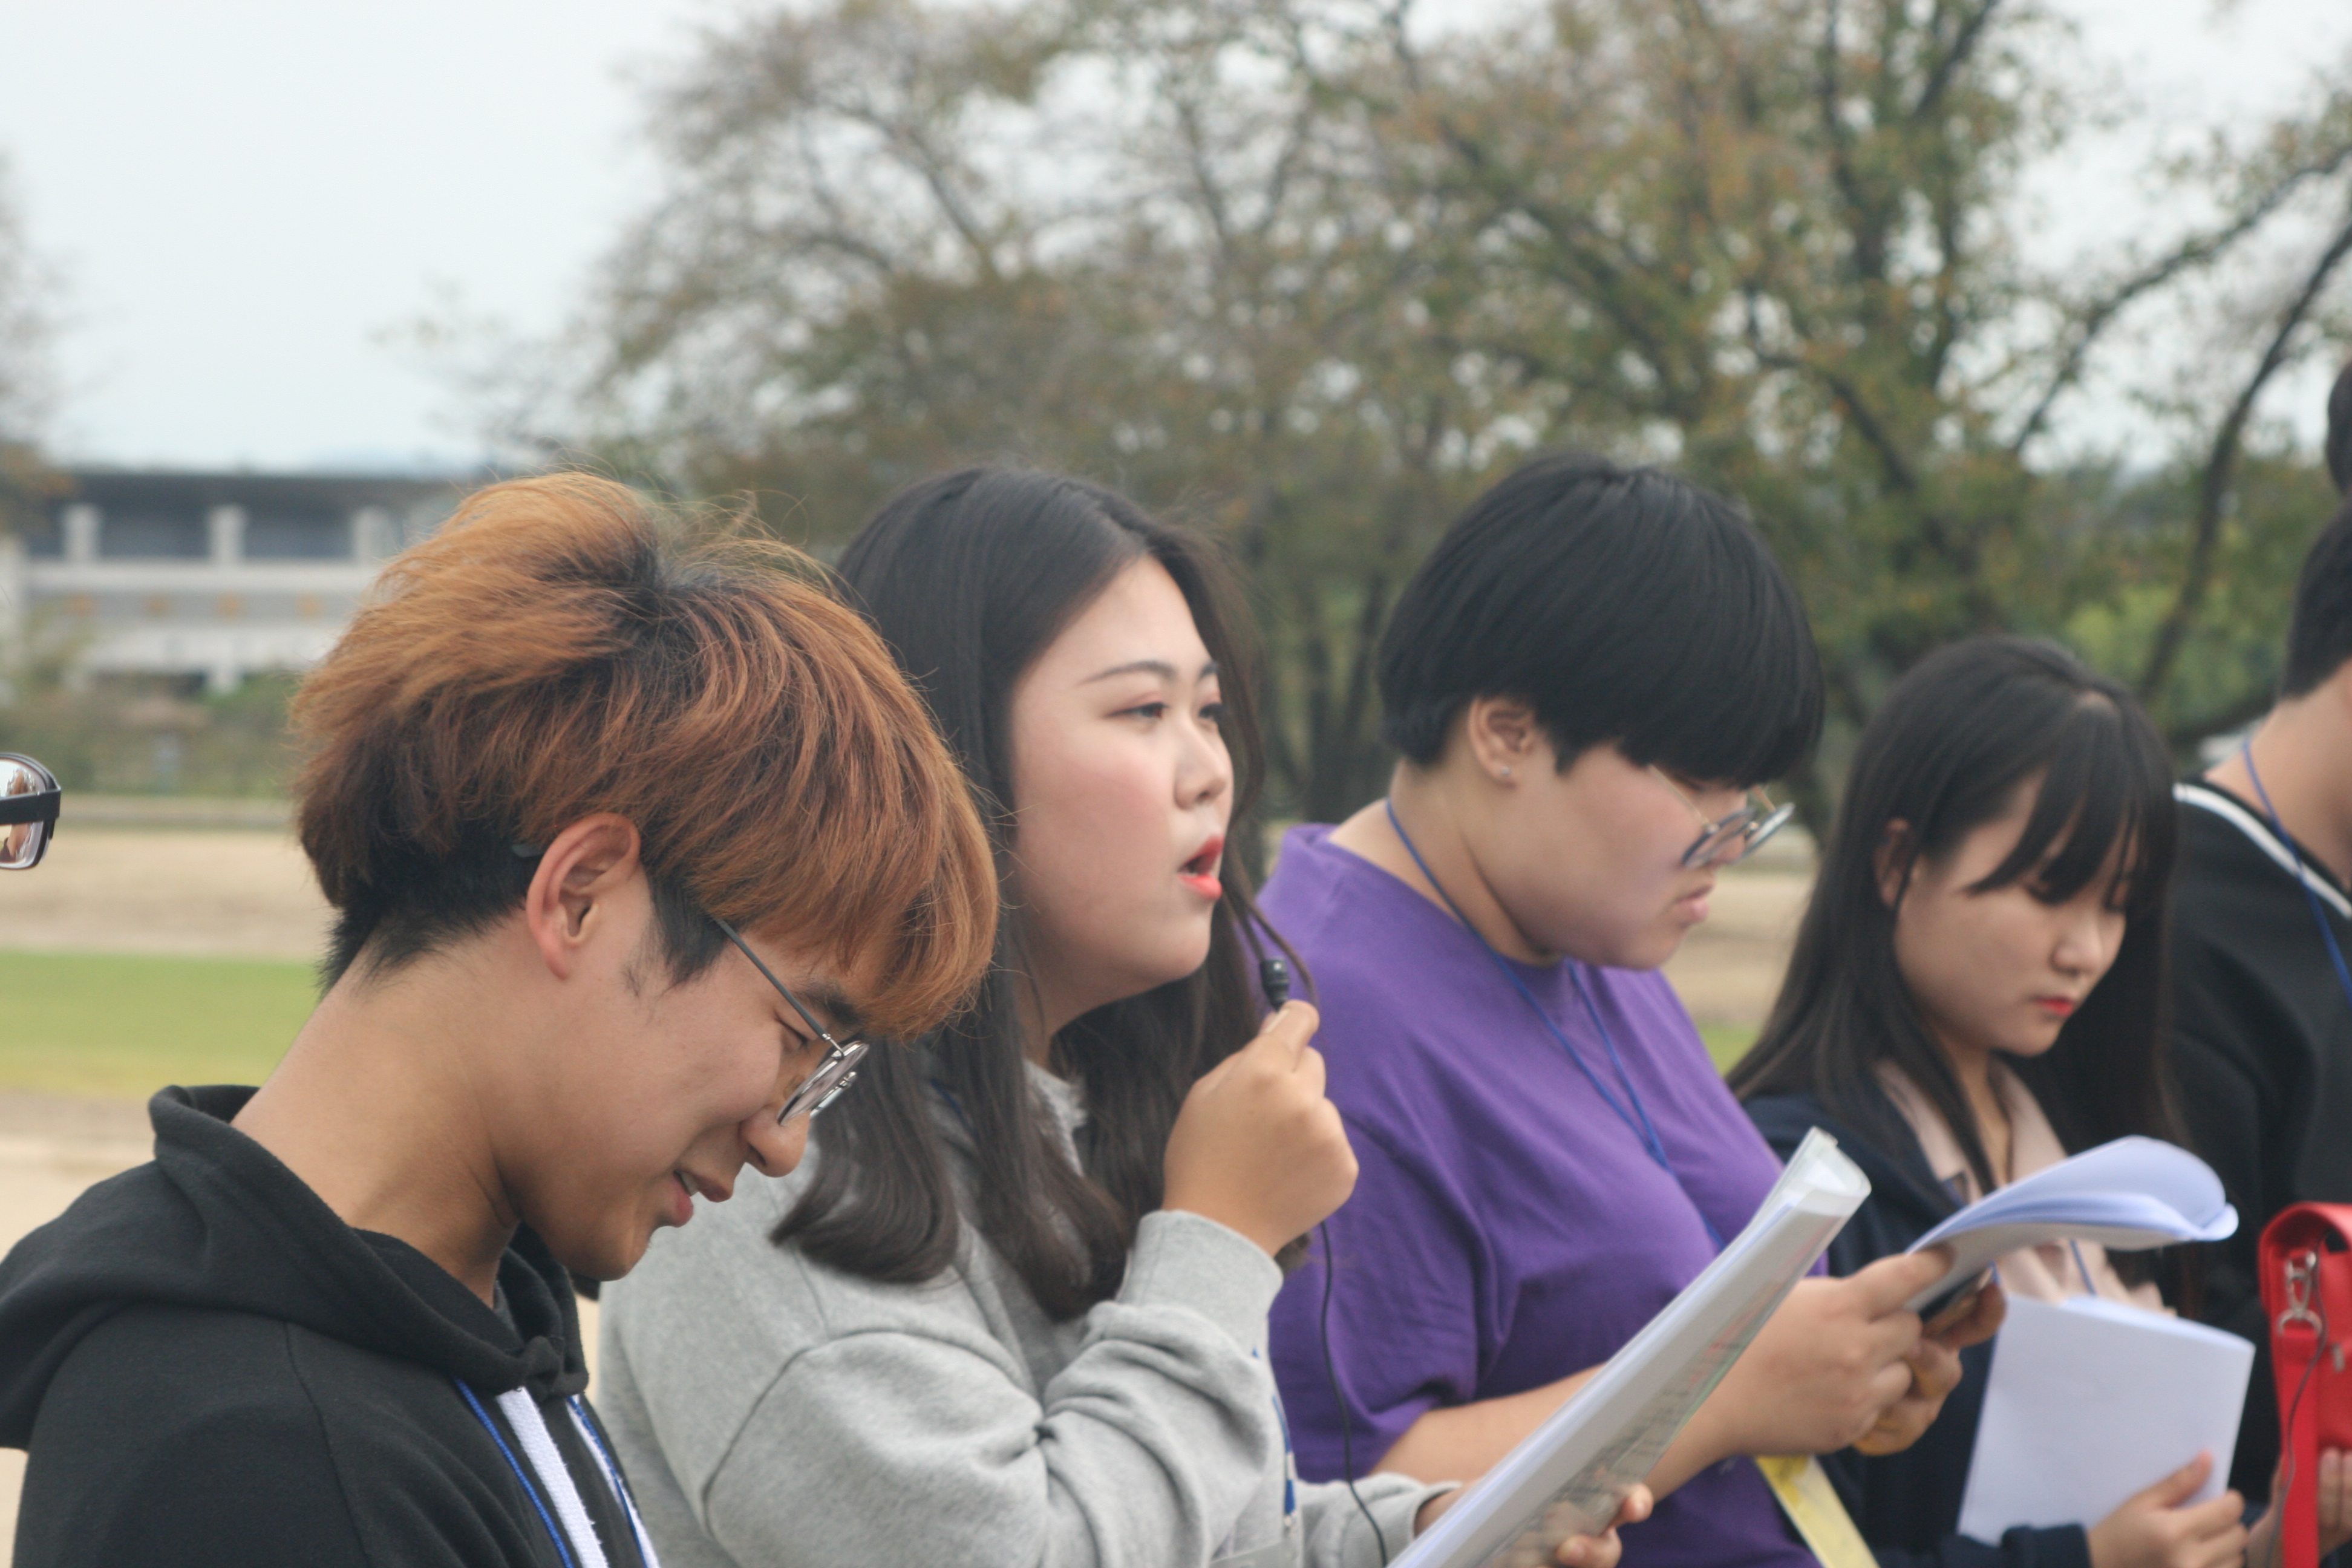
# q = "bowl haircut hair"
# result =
<box><xmin>292</xmin><ymin>472</ymin><xmax>996</xmax><ymax>1042</ymax></box>
<box><xmin>1377</xmin><ymin>452</ymin><xmax>1823</xmax><ymax>786</ymax></box>
<box><xmin>2282</xmin><ymin>500</ymin><xmax>2352</xmax><ymax>698</ymax></box>
<box><xmin>1730</xmin><ymin>637</ymin><xmax>2191</xmax><ymax>1281</ymax></box>
<box><xmin>779</xmin><ymin>466</ymin><xmax>1288</xmax><ymax>1320</ymax></box>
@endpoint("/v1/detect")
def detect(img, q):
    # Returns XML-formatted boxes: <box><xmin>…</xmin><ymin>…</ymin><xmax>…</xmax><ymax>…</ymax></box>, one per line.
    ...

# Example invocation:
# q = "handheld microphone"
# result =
<box><xmin>1259</xmin><ymin>956</ymin><xmax>1292</xmax><ymax>1011</ymax></box>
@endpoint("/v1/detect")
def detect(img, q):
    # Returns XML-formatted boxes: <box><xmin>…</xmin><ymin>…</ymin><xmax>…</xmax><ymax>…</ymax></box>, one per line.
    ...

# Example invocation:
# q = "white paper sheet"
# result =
<box><xmin>1904</xmin><ymin>1137</ymin><xmax>2238</xmax><ymax>1312</ymax></box>
<box><xmin>1957</xmin><ymin>1293</ymin><xmax>2254</xmax><ymax>1541</ymax></box>
<box><xmin>1391</xmin><ymin>1129</ymin><xmax>1869</xmax><ymax>1568</ymax></box>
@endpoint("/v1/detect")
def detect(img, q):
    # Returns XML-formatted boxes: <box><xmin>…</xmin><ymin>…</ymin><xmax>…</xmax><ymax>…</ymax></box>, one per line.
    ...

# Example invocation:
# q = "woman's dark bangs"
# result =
<box><xmin>1967</xmin><ymin>699</ymin><xmax>2170</xmax><ymax>907</ymax></box>
<box><xmin>1622</xmin><ymin>511</ymin><xmax>1824</xmax><ymax>786</ymax></box>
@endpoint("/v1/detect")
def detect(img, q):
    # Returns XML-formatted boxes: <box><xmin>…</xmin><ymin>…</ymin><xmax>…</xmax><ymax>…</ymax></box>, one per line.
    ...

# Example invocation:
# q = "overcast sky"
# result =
<box><xmin>2</xmin><ymin>0</ymin><xmax>2348</xmax><ymax>474</ymax></box>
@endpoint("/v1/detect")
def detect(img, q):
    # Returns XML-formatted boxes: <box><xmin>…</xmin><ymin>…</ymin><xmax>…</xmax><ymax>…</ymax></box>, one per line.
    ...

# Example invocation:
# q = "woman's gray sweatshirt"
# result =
<box><xmin>598</xmin><ymin>1068</ymin><xmax>1445</xmax><ymax>1568</ymax></box>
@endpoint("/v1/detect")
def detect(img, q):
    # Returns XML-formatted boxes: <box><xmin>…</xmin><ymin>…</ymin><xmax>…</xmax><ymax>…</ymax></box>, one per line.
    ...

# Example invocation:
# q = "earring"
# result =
<box><xmin>1498</xmin><ymin>765</ymin><xmax>1514</xmax><ymax>780</ymax></box>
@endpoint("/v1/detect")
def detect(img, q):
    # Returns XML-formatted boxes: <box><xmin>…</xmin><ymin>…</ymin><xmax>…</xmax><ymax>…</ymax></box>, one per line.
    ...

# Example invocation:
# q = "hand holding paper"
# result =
<box><xmin>1959</xmin><ymin>1295</ymin><xmax>2255</xmax><ymax>1552</ymax></box>
<box><xmin>1710</xmin><ymin>1249</ymin><xmax>1946</xmax><ymax>1459</ymax></box>
<box><xmin>2082</xmin><ymin>1455</ymin><xmax>2246</xmax><ymax>1568</ymax></box>
<box><xmin>1391</xmin><ymin>1130</ymin><xmax>1870</xmax><ymax>1568</ymax></box>
<box><xmin>1416</xmin><ymin>1485</ymin><xmax>1658</xmax><ymax>1568</ymax></box>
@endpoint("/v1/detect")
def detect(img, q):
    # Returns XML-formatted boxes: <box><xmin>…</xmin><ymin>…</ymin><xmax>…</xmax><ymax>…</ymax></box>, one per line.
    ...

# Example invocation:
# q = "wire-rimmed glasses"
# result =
<box><xmin>1648</xmin><ymin>766</ymin><xmax>1794</xmax><ymax>868</ymax></box>
<box><xmin>711</xmin><ymin>916</ymin><xmax>867</xmax><ymax>1123</ymax></box>
<box><xmin>0</xmin><ymin>754</ymin><xmax>61</xmax><ymax>871</ymax></box>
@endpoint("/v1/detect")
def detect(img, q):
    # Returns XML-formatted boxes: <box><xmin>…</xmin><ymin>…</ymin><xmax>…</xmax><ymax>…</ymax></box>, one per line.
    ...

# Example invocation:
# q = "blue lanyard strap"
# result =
<box><xmin>2241</xmin><ymin>746</ymin><xmax>2352</xmax><ymax>1024</ymax></box>
<box><xmin>454</xmin><ymin>1379</ymin><xmax>580</xmax><ymax>1568</ymax></box>
<box><xmin>1255</xmin><ymin>1351</ymin><xmax>1300</xmax><ymax>1525</ymax></box>
<box><xmin>1382</xmin><ymin>800</ymin><xmax>1723</xmax><ymax>1251</ymax></box>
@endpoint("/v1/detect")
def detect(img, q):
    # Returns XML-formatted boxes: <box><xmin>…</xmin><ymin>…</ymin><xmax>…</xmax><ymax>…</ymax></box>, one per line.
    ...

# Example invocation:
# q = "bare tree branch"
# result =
<box><xmin>2010</xmin><ymin>139</ymin><xmax>2352</xmax><ymax>454</ymax></box>
<box><xmin>2139</xmin><ymin>197</ymin><xmax>2352</xmax><ymax>700</ymax></box>
<box><xmin>1912</xmin><ymin>0</ymin><xmax>2001</xmax><ymax>121</ymax></box>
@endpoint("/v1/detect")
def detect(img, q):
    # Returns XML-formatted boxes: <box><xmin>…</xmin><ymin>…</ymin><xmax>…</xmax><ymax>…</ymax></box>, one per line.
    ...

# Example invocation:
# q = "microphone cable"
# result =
<box><xmin>1263</xmin><ymin>956</ymin><xmax>1394</xmax><ymax>1564</ymax></box>
<box><xmin>1319</xmin><ymin>1218</ymin><xmax>1394</xmax><ymax>1563</ymax></box>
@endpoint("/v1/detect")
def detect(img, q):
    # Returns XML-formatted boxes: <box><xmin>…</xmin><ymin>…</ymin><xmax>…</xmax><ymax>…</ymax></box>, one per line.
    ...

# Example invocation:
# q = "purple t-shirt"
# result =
<box><xmin>1262</xmin><ymin>825</ymin><xmax>1812</xmax><ymax>1568</ymax></box>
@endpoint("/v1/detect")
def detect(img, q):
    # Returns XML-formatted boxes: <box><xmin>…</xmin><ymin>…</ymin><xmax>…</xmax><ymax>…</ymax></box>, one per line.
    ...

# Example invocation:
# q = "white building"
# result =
<box><xmin>5</xmin><ymin>469</ymin><xmax>463</xmax><ymax>693</ymax></box>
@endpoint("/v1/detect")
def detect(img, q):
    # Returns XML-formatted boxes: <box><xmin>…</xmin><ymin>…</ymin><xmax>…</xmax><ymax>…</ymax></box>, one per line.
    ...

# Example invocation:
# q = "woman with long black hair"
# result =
<box><xmin>596</xmin><ymin>468</ymin><xmax>1640</xmax><ymax>1568</ymax></box>
<box><xmin>1732</xmin><ymin>635</ymin><xmax>2243</xmax><ymax>1568</ymax></box>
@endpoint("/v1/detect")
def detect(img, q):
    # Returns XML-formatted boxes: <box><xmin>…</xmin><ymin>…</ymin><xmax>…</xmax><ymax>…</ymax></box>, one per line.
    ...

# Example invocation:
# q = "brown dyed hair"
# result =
<box><xmin>291</xmin><ymin>472</ymin><xmax>995</xmax><ymax>1038</ymax></box>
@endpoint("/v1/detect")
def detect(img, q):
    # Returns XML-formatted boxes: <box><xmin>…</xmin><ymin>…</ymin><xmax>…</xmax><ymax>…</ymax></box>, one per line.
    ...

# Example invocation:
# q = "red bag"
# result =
<box><xmin>2260</xmin><ymin>1204</ymin><xmax>2352</xmax><ymax>1568</ymax></box>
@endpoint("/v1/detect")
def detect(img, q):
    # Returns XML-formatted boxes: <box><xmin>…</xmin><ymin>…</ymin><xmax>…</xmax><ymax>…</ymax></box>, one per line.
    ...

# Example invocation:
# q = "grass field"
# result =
<box><xmin>1700</xmin><ymin>1022</ymin><xmax>1757</xmax><ymax>1074</ymax></box>
<box><xmin>0</xmin><ymin>947</ymin><xmax>1762</xmax><ymax>1100</ymax></box>
<box><xmin>0</xmin><ymin>950</ymin><xmax>316</xmax><ymax>1098</ymax></box>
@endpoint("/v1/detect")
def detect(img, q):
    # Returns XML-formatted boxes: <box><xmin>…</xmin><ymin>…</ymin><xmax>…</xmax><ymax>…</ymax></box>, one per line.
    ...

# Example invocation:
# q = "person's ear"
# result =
<box><xmin>1875</xmin><ymin>820</ymin><xmax>1915</xmax><ymax>909</ymax></box>
<box><xmin>2327</xmin><ymin>658</ymin><xmax>2352</xmax><ymax>720</ymax></box>
<box><xmin>1462</xmin><ymin>696</ymin><xmax>1543</xmax><ymax>783</ymax></box>
<box><xmin>523</xmin><ymin>814</ymin><xmax>643</xmax><ymax>980</ymax></box>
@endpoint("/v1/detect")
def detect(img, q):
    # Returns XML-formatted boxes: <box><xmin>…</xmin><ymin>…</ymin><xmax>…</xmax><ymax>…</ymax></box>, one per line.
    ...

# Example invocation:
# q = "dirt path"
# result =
<box><xmin>0</xmin><ymin>826</ymin><xmax>327</xmax><ymax>961</ymax></box>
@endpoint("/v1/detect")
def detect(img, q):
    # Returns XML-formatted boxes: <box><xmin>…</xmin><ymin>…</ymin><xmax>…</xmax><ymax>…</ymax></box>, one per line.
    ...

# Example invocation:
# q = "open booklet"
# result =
<box><xmin>1391</xmin><ymin>1129</ymin><xmax>1869</xmax><ymax>1568</ymax></box>
<box><xmin>1901</xmin><ymin>1135</ymin><xmax>2238</xmax><ymax>1314</ymax></box>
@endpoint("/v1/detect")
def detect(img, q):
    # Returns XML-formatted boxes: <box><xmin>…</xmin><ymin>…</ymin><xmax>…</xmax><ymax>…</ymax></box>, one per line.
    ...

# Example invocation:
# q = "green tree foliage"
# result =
<box><xmin>544</xmin><ymin>0</ymin><xmax>2352</xmax><ymax>820</ymax></box>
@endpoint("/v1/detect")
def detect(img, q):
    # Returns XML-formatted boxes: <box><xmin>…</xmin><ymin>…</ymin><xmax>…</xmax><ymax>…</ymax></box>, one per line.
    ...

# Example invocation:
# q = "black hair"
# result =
<box><xmin>777</xmin><ymin>466</ymin><xmax>1287</xmax><ymax>1318</ymax></box>
<box><xmin>1731</xmin><ymin>638</ymin><xmax>2189</xmax><ymax>1270</ymax></box>
<box><xmin>2282</xmin><ymin>501</ymin><xmax>2352</xmax><ymax>697</ymax></box>
<box><xmin>321</xmin><ymin>826</ymin><xmax>726</xmax><ymax>993</ymax></box>
<box><xmin>1377</xmin><ymin>452</ymin><xmax>1824</xmax><ymax>785</ymax></box>
<box><xmin>2326</xmin><ymin>359</ymin><xmax>2352</xmax><ymax>495</ymax></box>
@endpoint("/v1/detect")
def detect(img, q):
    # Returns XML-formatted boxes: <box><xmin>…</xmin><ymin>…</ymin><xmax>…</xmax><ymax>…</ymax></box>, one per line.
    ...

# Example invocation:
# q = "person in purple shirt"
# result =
<box><xmin>1262</xmin><ymin>454</ymin><xmax>2002</xmax><ymax>1568</ymax></box>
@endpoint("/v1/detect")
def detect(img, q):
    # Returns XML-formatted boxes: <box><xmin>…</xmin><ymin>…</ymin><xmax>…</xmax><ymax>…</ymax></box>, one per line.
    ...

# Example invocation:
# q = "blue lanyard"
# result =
<box><xmin>454</xmin><ymin>1379</ymin><xmax>580</xmax><ymax>1568</ymax></box>
<box><xmin>1383</xmin><ymin>800</ymin><xmax>1724</xmax><ymax>1251</ymax></box>
<box><xmin>2241</xmin><ymin>745</ymin><xmax>2352</xmax><ymax>1024</ymax></box>
<box><xmin>1256</xmin><ymin>1351</ymin><xmax>1300</xmax><ymax>1530</ymax></box>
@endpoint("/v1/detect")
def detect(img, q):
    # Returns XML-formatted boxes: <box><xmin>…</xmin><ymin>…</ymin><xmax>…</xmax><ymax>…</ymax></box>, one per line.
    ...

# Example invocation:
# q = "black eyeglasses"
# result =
<box><xmin>0</xmin><ymin>755</ymin><xmax>61</xmax><ymax>871</ymax></box>
<box><xmin>1648</xmin><ymin>767</ymin><xmax>1794</xmax><ymax>869</ymax></box>
<box><xmin>710</xmin><ymin>917</ymin><xmax>867</xmax><ymax>1124</ymax></box>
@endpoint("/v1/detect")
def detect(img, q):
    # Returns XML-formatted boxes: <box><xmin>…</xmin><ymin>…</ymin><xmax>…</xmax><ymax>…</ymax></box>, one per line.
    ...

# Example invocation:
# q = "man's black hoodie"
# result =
<box><xmin>0</xmin><ymin>1085</ymin><xmax>653</xmax><ymax>1567</ymax></box>
<box><xmin>1745</xmin><ymin>1086</ymin><xmax>2092</xmax><ymax>1568</ymax></box>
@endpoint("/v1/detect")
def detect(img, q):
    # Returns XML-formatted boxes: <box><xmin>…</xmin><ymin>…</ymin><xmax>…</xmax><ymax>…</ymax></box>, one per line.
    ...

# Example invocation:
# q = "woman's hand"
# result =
<box><xmin>1161</xmin><ymin>1002</ymin><xmax>1357</xmax><ymax>1256</ymax></box>
<box><xmin>1553</xmin><ymin>1485</ymin><xmax>1654</xmax><ymax>1568</ymax></box>
<box><xmin>1694</xmin><ymin>1250</ymin><xmax>1947</xmax><ymax>1460</ymax></box>
<box><xmin>2087</xmin><ymin>1454</ymin><xmax>2244</xmax><ymax>1568</ymax></box>
<box><xmin>2247</xmin><ymin>1448</ymin><xmax>2352</xmax><ymax>1565</ymax></box>
<box><xmin>1413</xmin><ymin>1483</ymin><xmax>1655</xmax><ymax>1568</ymax></box>
<box><xmin>2323</xmin><ymin>1449</ymin><xmax>2352</xmax><ymax>1558</ymax></box>
<box><xmin>1852</xmin><ymin>1280</ymin><xmax>2005</xmax><ymax>1456</ymax></box>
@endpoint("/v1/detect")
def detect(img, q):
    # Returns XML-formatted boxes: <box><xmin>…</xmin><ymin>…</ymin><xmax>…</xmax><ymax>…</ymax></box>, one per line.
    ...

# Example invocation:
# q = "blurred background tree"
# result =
<box><xmin>459</xmin><ymin>0</ymin><xmax>2352</xmax><ymax>825</ymax></box>
<box><xmin>0</xmin><ymin>149</ymin><xmax>65</xmax><ymax>557</ymax></box>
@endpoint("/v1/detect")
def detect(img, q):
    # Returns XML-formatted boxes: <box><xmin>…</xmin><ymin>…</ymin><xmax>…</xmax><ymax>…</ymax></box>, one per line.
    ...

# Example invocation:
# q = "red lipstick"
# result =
<box><xmin>1180</xmin><ymin>835</ymin><xmax>1224</xmax><ymax>901</ymax></box>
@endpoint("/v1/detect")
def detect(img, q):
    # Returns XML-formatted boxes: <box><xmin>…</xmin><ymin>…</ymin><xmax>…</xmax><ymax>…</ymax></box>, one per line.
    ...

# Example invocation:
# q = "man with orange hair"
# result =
<box><xmin>0</xmin><ymin>475</ymin><xmax>996</xmax><ymax>1567</ymax></box>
